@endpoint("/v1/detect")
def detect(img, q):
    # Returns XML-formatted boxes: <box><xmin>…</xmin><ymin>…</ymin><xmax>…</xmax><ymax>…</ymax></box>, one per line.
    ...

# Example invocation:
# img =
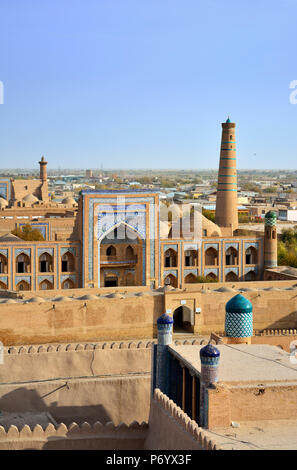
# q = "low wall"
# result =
<box><xmin>166</xmin><ymin>280</ymin><xmax>297</xmax><ymax>334</ymax></box>
<box><xmin>210</xmin><ymin>330</ymin><xmax>297</xmax><ymax>353</ymax></box>
<box><xmin>144</xmin><ymin>389</ymin><xmax>220</xmax><ymax>450</ymax></box>
<box><xmin>0</xmin><ymin>293</ymin><xmax>163</xmax><ymax>345</ymax></box>
<box><xmin>207</xmin><ymin>382</ymin><xmax>297</xmax><ymax>428</ymax></box>
<box><xmin>0</xmin><ymin>341</ymin><xmax>153</xmax><ymax>426</ymax></box>
<box><xmin>0</xmin><ymin>280</ymin><xmax>297</xmax><ymax>345</ymax></box>
<box><xmin>0</xmin><ymin>420</ymin><xmax>147</xmax><ymax>450</ymax></box>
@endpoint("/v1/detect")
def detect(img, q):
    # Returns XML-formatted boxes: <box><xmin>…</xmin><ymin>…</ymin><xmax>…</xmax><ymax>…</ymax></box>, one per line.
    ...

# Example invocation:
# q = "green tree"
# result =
<box><xmin>12</xmin><ymin>224</ymin><xmax>45</xmax><ymax>241</ymax></box>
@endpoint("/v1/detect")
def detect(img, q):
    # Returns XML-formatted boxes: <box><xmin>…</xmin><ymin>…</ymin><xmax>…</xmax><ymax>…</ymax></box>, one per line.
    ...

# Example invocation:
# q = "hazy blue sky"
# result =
<box><xmin>0</xmin><ymin>0</ymin><xmax>297</xmax><ymax>169</ymax></box>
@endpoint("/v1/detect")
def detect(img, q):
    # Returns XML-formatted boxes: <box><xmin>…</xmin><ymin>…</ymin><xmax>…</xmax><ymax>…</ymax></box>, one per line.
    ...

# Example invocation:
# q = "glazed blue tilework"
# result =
<box><xmin>38</xmin><ymin>275</ymin><xmax>54</xmax><ymax>283</ymax></box>
<box><xmin>15</xmin><ymin>276</ymin><xmax>31</xmax><ymax>285</ymax></box>
<box><xmin>38</xmin><ymin>248</ymin><xmax>54</xmax><ymax>257</ymax></box>
<box><xmin>15</xmin><ymin>248</ymin><xmax>31</xmax><ymax>257</ymax></box>
<box><xmin>163</xmin><ymin>244</ymin><xmax>178</xmax><ymax>252</ymax></box>
<box><xmin>225</xmin><ymin>267</ymin><xmax>239</xmax><ymax>275</ymax></box>
<box><xmin>184</xmin><ymin>269</ymin><xmax>198</xmax><ymax>276</ymax></box>
<box><xmin>60</xmin><ymin>274</ymin><xmax>76</xmax><ymax>282</ymax></box>
<box><xmin>0</xmin><ymin>249</ymin><xmax>8</xmax><ymax>257</ymax></box>
<box><xmin>204</xmin><ymin>243</ymin><xmax>219</xmax><ymax>251</ymax></box>
<box><xmin>244</xmin><ymin>266</ymin><xmax>257</xmax><ymax>274</ymax></box>
<box><xmin>204</xmin><ymin>268</ymin><xmax>218</xmax><ymax>276</ymax></box>
<box><xmin>245</xmin><ymin>242</ymin><xmax>259</xmax><ymax>250</ymax></box>
<box><xmin>200</xmin><ymin>356</ymin><xmax>220</xmax><ymax>366</ymax></box>
<box><xmin>61</xmin><ymin>247</ymin><xmax>76</xmax><ymax>256</ymax></box>
<box><xmin>84</xmin><ymin>194</ymin><xmax>157</xmax><ymax>287</ymax></box>
<box><xmin>225</xmin><ymin>312</ymin><xmax>253</xmax><ymax>337</ymax></box>
<box><xmin>163</xmin><ymin>269</ymin><xmax>178</xmax><ymax>278</ymax></box>
<box><xmin>225</xmin><ymin>242</ymin><xmax>239</xmax><ymax>250</ymax></box>
<box><xmin>0</xmin><ymin>276</ymin><xmax>8</xmax><ymax>286</ymax></box>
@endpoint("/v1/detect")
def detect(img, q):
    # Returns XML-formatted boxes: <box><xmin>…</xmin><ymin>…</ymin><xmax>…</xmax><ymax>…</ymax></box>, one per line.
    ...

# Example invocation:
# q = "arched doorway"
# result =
<box><xmin>184</xmin><ymin>273</ymin><xmax>197</xmax><ymax>284</ymax></box>
<box><xmin>205</xmin><ymin>247</ymin><xmax>218</xmax><ymax>266</ymax></box>
<box><xmin>104</xmin><ymin>274</ymin><xmax>119</xmax><ymax>287</ymax></box>
<box><xmin>245</xmin><ymin>270</ymin><xmax>256</xmax><ymax>281</ymax></box>
<box><xmin>100</xmin><ymin>223</ymin><xmax>143</xmax><ymax>287</ymax></box>
<box><xmin>245</xmin><ymin>246</ymin><xmax>258</xmax><ymax>265</ymax></box>
<box><xmin>173</xmin><ymin>306</ymin><xmax>194</xmax><ymax>333</ymax></box>
<box><xmin>164</xmin><ymin>274</ymin><xmax>177</xmax><ymax>288</ymax></box>
<box><xmin>39</xmin><ymin>279</ymin><xmax>54</xmax><ymax>290</ymax></box>
<box><xmin>164</xmin><ymin>249</ymin><xmax>177</xmax><ymax>267</ymax></box>
<box><xmin>61</xmin><ymin>278</ymin><xmax>75</xmax><ymax>289</ymax></box>
<box><xmin>16</xmin><ymin>280</ymin><xmax>30</xmax><ymax>291</ymax></box>
<box><xmin>225</xmin><ymin>271</ymin><xmax>239</xmax><ymax>282</ymax></box>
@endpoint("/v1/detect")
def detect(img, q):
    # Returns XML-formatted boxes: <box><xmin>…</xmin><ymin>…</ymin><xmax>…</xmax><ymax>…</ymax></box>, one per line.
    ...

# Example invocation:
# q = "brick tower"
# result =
<box><xmin>264</xmin><ymin>211</ymin><xmax>278</xmax><ymax>268</ymax></box>
<box><xmin>39</xmin><ymin>155</ymin><xmax>48</xmax><ymax>182</ymax></box>
<box><xmin>215</xmin><ymin>118</ymin><xmax>238</xmax><ymax>233</ymax></box>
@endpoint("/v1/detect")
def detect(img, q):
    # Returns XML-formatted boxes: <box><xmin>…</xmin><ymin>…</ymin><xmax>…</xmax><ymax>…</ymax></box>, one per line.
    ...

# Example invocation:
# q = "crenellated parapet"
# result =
<box><xmin>152</xmin><ymin>389</ymin><xmax>220</xmax><ymax>450</ymax></box>
<box><xmin>0</xmin><ymin>420</ymin><xmax>148</xmax><ymax>450</ymax></box>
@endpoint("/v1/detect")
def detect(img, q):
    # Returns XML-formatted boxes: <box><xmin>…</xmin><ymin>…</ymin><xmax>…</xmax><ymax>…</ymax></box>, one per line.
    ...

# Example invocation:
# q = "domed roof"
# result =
<box><xmin>157</xmin><ymin>313</ymin><xmax>174</xmax><ymax>325</ymax></box>
<box><xmin>62</xmin><ymin>196</ymin><xmax>77</xmax><ymax>206</ymax></box>
<box><xmin>27</xmin><ymin>296</ymin><xmax>45</xmax><ymax>303</ymax></box>
<box><xmin>22</xmin><ymin>193</ymin><xmax>38</xmax><ymax>203</ymax></box>
<box><xmin>200</xmin><ymin>343</ymin><xmax>220</xmax><ymax>358</ymax></box>
<box><xmin>265</xmin><ymin>211</ymin><xmax>277</xmax><ymax>226</ymax></box>
<box><xmin>53</xmin><ymin>296</ymin><xmax>72</xmax><ymax>302</ymax></box>
<box><xmin>226</xmin><ymin>294</ymin><xmax>252</xmax><ymax>314</ymax></box>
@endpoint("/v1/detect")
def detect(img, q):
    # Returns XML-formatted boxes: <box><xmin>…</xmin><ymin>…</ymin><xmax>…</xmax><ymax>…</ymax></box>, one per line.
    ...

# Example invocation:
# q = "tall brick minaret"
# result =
<box><xmin>39</xmin><ymin>155</ymin><xmax>48</xmax><ymax>182</ymax></box>
<box><xmin>38</xmin><ymin>155</ymin><xmax>49</xmax><ymax>202</ymax></box>
<box><xmin>215</xmin><ymin>117</ymin><xmax>238</xmax><ymax>233</ymax></box>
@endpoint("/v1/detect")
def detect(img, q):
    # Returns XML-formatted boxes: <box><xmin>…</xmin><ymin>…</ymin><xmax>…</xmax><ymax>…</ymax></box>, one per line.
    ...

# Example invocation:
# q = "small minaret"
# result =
<box><xmin>264</xmin><ymin>211</ymin><xmax>278</xmax><ymax>269</ymax></box>
<box><xmin>199</xmin><ymin>344</ymin><xmax>220</xmax><ymax>428</ymax></box>
<box><xmin>225</xmin><ymin>293</ymin><xmax>253</xmax><ymax>344</ymax></box>
<box><xmin>39</xmin><ymin>155</ymin><xmax>48</xmax><ymax>182</ymax></box>
<box><xmin>152</xmin><ymin>311</ymin><xmax>174</xmax><ymax>396</ymax></box>
<box><xmin>215</xmin><ymin>117</ymin><xmax>238</xmax><ymax>232</ymax></box>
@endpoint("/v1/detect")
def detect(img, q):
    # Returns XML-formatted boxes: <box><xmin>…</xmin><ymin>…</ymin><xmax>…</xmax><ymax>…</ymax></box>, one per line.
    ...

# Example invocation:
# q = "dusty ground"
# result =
<box><xmin>208</xmin><ymin>419</ymin><xmax>297</xmax><ymax>450</ymax></box>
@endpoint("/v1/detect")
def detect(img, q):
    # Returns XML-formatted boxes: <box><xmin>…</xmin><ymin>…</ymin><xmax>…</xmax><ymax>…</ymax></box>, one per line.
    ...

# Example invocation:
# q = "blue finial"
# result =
<box><xmin>157</xmin><ymin>312</ymin><xmax>173</xmax><ymax>326</ymax></box>
<box><xmin>200</xmin><ymin>343</ymin><xmax>220</xmax><ymax>359</ymax></box>
<box><xmin>226</xmin><ymin>116</ymin><xmax>231</xmax><ymax>123</ymax></box>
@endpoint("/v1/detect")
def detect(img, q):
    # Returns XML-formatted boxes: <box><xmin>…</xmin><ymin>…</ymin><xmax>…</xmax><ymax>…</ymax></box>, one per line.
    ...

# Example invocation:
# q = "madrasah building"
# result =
<box><xmin>0</xmin><ymin>118</ymin><xmax>278</xmax><ymax>292</ymax></box>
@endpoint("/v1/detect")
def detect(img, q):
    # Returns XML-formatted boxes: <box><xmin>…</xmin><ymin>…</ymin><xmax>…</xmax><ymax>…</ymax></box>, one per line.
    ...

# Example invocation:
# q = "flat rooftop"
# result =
<box><xmin>207</xmin><ymin>419</ymin><xmax>297</xmax><ymax>450</ymax></box>
<box><xmin>168</xmin><ymin>344</ymin><xmax>297</xmax><ymax>384</ymax></box>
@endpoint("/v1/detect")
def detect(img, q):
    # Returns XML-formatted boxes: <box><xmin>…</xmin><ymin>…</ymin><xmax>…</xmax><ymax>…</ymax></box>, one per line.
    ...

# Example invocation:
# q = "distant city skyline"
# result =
<box><xmin>0</xmin><ymin>0</ymin><xmax>297</xmax><ymax>170</ymax></box>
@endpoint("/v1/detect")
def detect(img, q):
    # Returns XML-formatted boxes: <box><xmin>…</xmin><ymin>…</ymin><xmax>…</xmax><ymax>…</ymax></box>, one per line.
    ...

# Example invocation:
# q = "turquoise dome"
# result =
<box><xmin>225</xmin><ymin>294</ymin><xmax>253</xmax><ymax>338</ymax></box>
<box><xmin>226</xmin><ymin>294</ymin><xmax>252</xmax><ymax>314</ymax></box>
<box><xmin>265</xmin><ymin>210</ymin><xmax>277</xmax><ymax>218</ymax></box>
<box><xmin>226</xmin><ymin>117</ymin><xmax>231</xmax><ymax>123</ymax></box>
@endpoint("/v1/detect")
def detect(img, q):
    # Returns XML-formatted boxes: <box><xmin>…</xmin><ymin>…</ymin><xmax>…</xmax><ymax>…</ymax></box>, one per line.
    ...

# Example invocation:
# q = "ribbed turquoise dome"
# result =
<box><xmin>226</xmin><ymin>294</ymin><xmax>252</xmax><ymax>314</ymax></box>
